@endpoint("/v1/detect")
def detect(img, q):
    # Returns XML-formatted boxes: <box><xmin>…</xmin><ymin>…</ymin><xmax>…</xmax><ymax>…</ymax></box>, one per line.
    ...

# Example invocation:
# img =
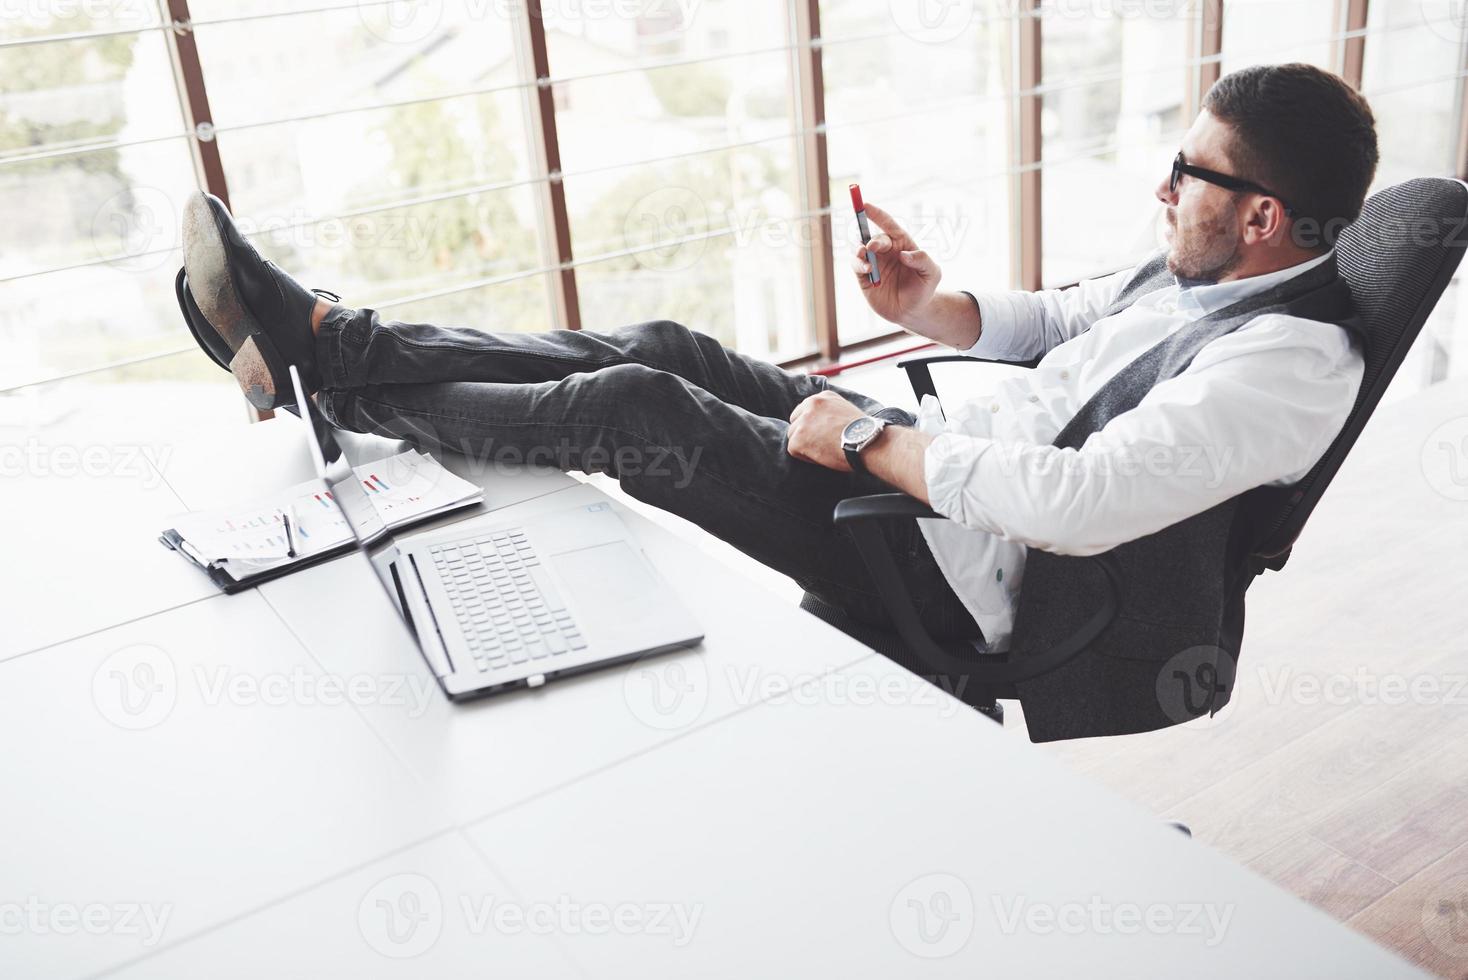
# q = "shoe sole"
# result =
<box><xmin>181</xmin><ymin>192</ymin><xmax>291</xmax><ymax>411</ymax></box>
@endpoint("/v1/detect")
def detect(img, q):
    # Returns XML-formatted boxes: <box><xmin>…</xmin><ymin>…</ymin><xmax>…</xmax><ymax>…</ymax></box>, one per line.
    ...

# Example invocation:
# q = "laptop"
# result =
<box><xmin>289</xmin><ymin>366</ymin><xmax>704</xmax><ymax>701</ymax></box>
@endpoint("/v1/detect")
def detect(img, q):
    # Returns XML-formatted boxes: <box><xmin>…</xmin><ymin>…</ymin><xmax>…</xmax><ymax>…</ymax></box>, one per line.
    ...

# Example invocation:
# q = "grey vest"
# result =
<box><xmin>1011</xmin><ymin>251</ymin><xmax>1362</xmax><ymax>742</ymax></box>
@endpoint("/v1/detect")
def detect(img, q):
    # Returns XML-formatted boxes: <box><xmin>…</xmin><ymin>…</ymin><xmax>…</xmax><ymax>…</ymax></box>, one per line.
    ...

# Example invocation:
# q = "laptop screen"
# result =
<box><xmin>288</xmin><ymin>367</ymin><xmax>412</xmax><ymax>628</ymax></box>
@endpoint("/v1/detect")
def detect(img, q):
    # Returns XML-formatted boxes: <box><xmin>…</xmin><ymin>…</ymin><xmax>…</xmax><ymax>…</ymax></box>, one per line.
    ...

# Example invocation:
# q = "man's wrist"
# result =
<box><xmin>902</xmin><ymin>291</ymin><xmax>982</xmax><ymax>350</ymax></box>
<box><xmin>862</xmin><ymin>426</ymin><xmax>934</xmax><ymax>504</ymax></box>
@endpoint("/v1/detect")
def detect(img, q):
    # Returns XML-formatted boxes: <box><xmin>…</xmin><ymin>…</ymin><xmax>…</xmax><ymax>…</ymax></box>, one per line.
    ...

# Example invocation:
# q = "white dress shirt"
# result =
<box><xmin>915</xmin><ymin>251</ymin><xmax>1363</xmax><ymax>651</ymax></box>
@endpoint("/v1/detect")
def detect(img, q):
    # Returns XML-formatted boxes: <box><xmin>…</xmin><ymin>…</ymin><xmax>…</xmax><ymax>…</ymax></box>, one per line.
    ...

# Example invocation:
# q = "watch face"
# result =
<box><xmin>843</xmin><ymin>416</ymin><xmax>879</xmax><ymax>447</ymax></box>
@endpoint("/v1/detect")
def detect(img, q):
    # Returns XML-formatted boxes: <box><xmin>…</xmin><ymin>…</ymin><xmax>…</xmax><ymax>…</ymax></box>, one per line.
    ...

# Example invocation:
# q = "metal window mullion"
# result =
<box><xmin>1334</xmin><ymin>0</ymin><xmax>1370</xmax><ymax>88</ymax></box>
<box><xmin>1016</xmin><ymin>2</ymin><xmax>1042</xmax><ymax>292</ymax></box>
<box><xmin>159</xmin><ymin>0</ymin><xmax>268</xmax><ymax>418</ymax></box>
<box><xmin>513</xmin><ymin>1</ymin><xmax>580</xmax><ymax>331</ymax></box>
<box><xmin>1456</xmin><ymin>19</ymin><xmax>1468</xmax><ymax>180</ymax></box>
<box><xmin>1187</xmin><ymin>0</ymin><xmax>1223</xmax><ymax>120</ymax></box>
<box><xmin>162</xmin><ymin>0</ymin><xmax>230</xmax><ymax>211</ymax></box>
<box><xmin>792</xmin><ymin>0</ymin><xmax>838</xmax><ymax>362</ymax></box>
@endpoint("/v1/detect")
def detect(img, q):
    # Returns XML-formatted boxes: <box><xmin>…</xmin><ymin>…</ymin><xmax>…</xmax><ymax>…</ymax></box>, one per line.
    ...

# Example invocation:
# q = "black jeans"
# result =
<box><xmin>315</xmin><ymin>308</ymin><xmax>982</xmax><ymax>639</ymax></box>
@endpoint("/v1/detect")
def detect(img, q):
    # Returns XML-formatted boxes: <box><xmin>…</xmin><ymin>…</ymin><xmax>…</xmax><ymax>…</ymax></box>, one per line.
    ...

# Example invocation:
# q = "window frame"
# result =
<box><xmin>5</xmin><ymin>0</ymin><xmax>1466</xmax><ymax>398</ymax></box>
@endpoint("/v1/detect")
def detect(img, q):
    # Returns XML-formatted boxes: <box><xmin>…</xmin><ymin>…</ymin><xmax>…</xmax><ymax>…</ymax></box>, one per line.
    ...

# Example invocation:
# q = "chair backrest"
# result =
<box><xmin>1253</xmin><ymin>176</ymin><xmax>1468</xmax><ymax>560</ymax></box>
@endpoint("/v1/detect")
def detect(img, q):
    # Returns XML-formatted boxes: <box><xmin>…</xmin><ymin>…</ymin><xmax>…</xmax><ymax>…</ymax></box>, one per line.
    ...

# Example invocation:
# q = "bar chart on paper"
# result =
<box><xmin>165</xmin><ymin>451</ymin><xmax>481</xmax><ymax>563</ymax></box>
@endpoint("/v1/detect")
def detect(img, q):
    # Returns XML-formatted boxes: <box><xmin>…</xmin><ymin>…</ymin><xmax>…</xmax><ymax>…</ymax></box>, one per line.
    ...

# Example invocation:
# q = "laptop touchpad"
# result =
<box><xmin>550</xmin><ymin>541</ymin><xmax>665</xmax><ymax>629</ymax></box>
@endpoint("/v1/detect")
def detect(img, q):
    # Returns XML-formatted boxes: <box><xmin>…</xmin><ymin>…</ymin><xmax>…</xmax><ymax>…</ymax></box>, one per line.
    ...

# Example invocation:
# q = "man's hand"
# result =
<box><xmin>787</xmin><ymin>392</ymin><xmax>936</xmax><ymax>504</ymax></box>
<box><xmin>851</xmin><ymin>201</ymin><xmax>942</xmax><ymax>327</ymax></box>
<box><xmin>787</xmin><ymin>390</ymin><xmax>865</xmax><ymax>472</ymax></box>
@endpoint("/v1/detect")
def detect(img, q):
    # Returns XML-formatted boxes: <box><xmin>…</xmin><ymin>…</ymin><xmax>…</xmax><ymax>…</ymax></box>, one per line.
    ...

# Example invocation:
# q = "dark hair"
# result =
<box><xmin>1203</xmin><ymin>63</ymin><xmax>1378</xmax><ymax>249</ymax></box>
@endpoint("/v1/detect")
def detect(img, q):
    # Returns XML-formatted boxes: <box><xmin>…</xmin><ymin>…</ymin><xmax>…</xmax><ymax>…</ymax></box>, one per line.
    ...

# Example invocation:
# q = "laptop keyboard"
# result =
<box><xmin>430</xmin><ymin>529</ymin><xmax>587</xmax><ymax>674</ymax></box>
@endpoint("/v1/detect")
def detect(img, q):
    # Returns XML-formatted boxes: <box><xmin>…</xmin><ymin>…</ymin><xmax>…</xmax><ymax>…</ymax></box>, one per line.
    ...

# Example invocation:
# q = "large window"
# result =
<box><xmin>1363</xmin><ymin>0</ymin><xmax>1468</xmax><ymax>399</ymax></box>
<box><xmin>3</xmin><ymin>0</ymin><xmax>1467</xmax><ymax>419</ymax></box>
<box><xmin>821</xmin><ymin>0</ymin><xmax>1013</xmax><ymax>345</ymax></box>
<box><xmin>1040</xmin><ymin>1</ymin><xmax>1191</xmax><ymax>286</ymax></box>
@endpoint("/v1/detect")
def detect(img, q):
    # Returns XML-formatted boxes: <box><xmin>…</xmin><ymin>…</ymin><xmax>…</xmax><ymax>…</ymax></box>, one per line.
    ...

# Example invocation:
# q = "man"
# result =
<box><xmin>176</xmin><ymin>63</ymin><xmax>1376</xmax><ymax>672</ymax></box>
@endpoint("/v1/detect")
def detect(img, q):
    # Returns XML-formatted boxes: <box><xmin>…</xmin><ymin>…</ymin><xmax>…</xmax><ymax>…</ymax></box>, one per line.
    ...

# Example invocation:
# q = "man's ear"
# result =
<box><xmin>1242</xmin><ymin>196</ymin><xmax>1290</xmax><ymax>246</ymax></box>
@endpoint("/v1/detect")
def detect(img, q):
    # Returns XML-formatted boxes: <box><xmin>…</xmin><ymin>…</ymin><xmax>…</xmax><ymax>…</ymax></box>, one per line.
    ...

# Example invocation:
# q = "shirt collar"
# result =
<box><xmin>1174</xmin><ymin>249</ymin><xmax>1335</xmax><ymax>319</ymax></box>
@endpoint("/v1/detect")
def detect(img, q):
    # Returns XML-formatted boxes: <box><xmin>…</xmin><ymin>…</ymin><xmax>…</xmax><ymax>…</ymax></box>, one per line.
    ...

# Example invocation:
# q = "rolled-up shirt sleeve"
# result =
<box><xmin>956</xmin><ymin>266</ymin><xmax>1136</xmax><ymax>362</ymax></box>
<box><xmin>925</xmin><ymin>315</ymin><xmax>1365</xmax><ymax>556</ymax></box>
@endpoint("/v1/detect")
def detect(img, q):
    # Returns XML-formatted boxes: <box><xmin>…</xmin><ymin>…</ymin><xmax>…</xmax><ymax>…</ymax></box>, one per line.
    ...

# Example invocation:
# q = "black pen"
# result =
<box><xmin>281</xmin><ymin>507</ymin><xmax>297</xmax><ymax>559</ymax></box>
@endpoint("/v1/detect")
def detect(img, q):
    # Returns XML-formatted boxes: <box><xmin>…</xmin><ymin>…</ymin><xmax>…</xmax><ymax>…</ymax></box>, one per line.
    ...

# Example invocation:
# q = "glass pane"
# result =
<box><xmin>545</xmin><ymin>0</ymin><xmax>809</xmax><ymax>358</ymax></box>
<box><xmin>1362</xmin><ymin>0</ymin><xmax>1467</xmax><ymax>401</ymax></box>
<box><xmin>226</xmin><ymin>176</ymin><xmax>547</xmax><ymax>314</ymax></box>
<box><xmin>193</xmin><ymin>0</ymin><xmax>525</xmax><ymax>130</ymax></box>
<box><xmin>1</xmin><ymin>0</ymin><xmax>162</xmax><ymax>41</ymax></box>
<box><xmin>1220</xmin><ymin>0</ymin><xmax>1335</xmax><ymax>76</ymax></box>
<box><xmin>574</xmin><ymin>234</ymin><xmax>810</xmax><ymax>360</ymax></box>
<box><xmin>194</xmin><ymin>0</ymin><xmax>551</xmax><ymax>334</ymax></box>
<box><xmin>822</xmin><ymin>0</ymin><xmax>1013</xmax><ymax>346</ymax></box>
<box><xmin>211</xmin><ymin>87</ymin><xmax>536</xmax><ymax>233</ymax></box>
<box><xmin>1</xmin><ymin>139</ymin><xmax>195</xmax><ymax>280</ymax></box>
<box><xmin>189</xmin><ymin>0</ymin><xmax>358</xmax><ymax>22</ymax></box>
<box><xmin>376</xmin><ymin>274</ymin><xmax>551</xmax><ymax>334</ymax></box>
<box><xmin>1041</xmin><ymin>5</ymin><xmax>1190</xmax><ymax>287</ymax></box>
<box><xmin>552</xmin><ymin>50</ymin><xmax>794</xmax><ymax>179</ymax></box>
<box><xmin>1362</xmin><ymin>0</ymin><xmax>1464</xmax><ymax>186</ymax></box>
<box><xmin>0</xmin><ymin>30</ymin><xmax>185</xmax><ymax>162</ymax></box>
<box><xmin>1</xmin><ymin>23</ymin><xmax>197</xmax><ymax>392</ymax></box>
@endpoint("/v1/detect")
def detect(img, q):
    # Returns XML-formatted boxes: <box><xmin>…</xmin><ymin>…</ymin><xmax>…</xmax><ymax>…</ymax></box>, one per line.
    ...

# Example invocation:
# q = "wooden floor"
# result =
<box><xmin>757</xmin><ymin>361</ymin><xmax>1468</xmax><ymax>976</ymax></box>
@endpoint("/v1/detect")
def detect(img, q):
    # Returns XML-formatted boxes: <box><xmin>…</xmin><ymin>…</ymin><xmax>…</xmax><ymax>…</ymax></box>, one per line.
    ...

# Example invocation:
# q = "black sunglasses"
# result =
<box><xmin>1170</xmin><ymin>152</ymin><xmax>1293</xmax><ymax>216</ymax></box>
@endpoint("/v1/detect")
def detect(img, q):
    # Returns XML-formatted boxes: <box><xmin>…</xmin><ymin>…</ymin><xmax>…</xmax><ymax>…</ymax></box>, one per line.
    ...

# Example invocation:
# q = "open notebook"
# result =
<box><xmin>160</xmin><ymin>449</ymin><xmax>483</xmax><ymax>592</ymax></box>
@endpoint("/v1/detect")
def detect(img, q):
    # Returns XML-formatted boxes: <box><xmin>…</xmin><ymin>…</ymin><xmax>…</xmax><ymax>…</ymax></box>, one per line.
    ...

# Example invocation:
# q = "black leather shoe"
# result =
<box><xmin>174</xmin><ymin>267</ymin><xmax>231</xmax><ymax>373</ymax></box>
<box><xmin>181</xmin><ymin>192</ymin><xmax>336</xmax><ymax>410</ymax></box>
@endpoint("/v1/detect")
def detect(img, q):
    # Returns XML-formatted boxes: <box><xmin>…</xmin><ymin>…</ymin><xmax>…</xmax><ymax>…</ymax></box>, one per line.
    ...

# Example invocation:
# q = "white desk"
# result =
<box><xmin>3</xmin><ymin>414</ymin><xmax>1423</xmax><ymax>978</ymax></box>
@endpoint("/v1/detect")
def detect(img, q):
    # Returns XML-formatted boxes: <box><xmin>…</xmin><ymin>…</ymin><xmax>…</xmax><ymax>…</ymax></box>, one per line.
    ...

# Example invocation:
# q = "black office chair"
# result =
<box><xmin>801</xmin><ymin>176</ymin><xmax>1468</xmax><ymax>738</ymax></box>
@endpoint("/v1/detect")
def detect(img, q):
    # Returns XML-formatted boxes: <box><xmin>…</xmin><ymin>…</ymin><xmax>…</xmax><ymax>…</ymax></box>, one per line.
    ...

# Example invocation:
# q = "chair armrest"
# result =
<box><xmin>833</xmin><ymin>493</ymin><xmax>940</xmax><ymax>524</ymax></box>
<box><xmin>896</xmin><ymin>354</ymin><xmax>1041</xmax><ymax>406</ymax></box>
<box><xmin>833</xmin><ymin>493</ymin><xmax>1121</xmax><ymax>686</ymax></box>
